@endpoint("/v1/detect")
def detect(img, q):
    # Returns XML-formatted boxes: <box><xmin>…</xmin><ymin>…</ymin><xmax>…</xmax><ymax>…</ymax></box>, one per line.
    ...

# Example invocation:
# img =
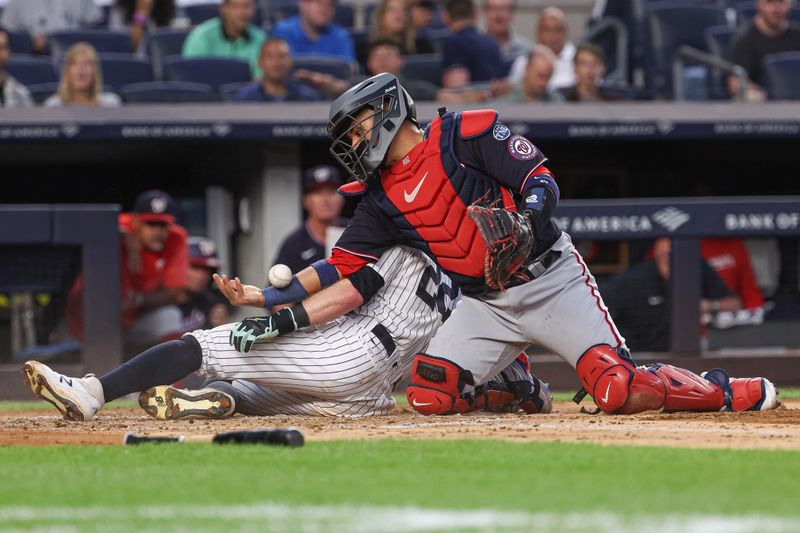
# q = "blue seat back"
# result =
<box><xmin>7</xmin><ymin>29</ymin><xmax>34</xmax><ymax>55</ymax></box>
<box><xmin>646</xmin><ymin>2</ymin><xmax>727</xmax><ymax>97</ymax></box>
<box><xmin>120</xmin><ymin>81</ymin><xmax>219</xmax><ymax>103</ymax></box>
<box><xmin>146</xmin><ymin>29</ymin><xmax>190</xmax><ymax>79</ymax></box>
<box><xmin>49</xmin><ymin>30</ymin><xmax>133</xmax><ymax>57</ymax></box>
<box><xmin>24</xmin><ymin>82</ymin><xmax>61</xmax><ymax>104</ymax></box>
<box><xmin>162</xmin><ymin>57</ymin><xmax>252</xmax><ymax>91</ymax></box>
<box><xmin>401</xmin><ymin>54</ymin><xmax>442</xmax><ymax>87</ymax></box>
<box><xmin>6</xmin><ymin>56</ymin><xmax>57</xmax><ymax>86</ymax></box>
<box><xmin>762</xmin><ymin>51</ymin><xmax>800</xmax><ymax>100</ymax></box>
<box><xmin>99</xmin><ymin>53</ymin><xmax>154</xmax><ymax>90</ymax></box>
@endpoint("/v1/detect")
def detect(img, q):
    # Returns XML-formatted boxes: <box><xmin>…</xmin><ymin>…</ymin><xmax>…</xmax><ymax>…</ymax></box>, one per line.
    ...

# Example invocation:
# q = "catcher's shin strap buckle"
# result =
<box><xmin>371</xmin><ymin>323</ymin><xmax>396</xmax><ymax>357</ymax></box>
<box><xmin>522</xmin><ymin>249</ymin><xmax>562</xmax><ymax>280</ymax></box>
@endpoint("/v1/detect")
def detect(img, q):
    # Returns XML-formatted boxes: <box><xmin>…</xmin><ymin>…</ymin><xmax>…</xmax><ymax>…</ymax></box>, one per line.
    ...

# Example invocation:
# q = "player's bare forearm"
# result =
<box><xmin>213</xmin><ymin>265</ymin><xmax>344</xmax><ymax>310</ymax></box>
<box><xmin>301</xmin><ymin>278</ymin><xmax>364</xmax><ymax>326</ymax></box>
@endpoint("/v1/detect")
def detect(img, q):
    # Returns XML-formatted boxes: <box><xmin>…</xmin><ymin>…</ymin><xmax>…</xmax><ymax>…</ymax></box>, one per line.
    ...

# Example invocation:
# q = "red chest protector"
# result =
<box><xmin>376</xmin><ymin>110</ymin><xmax>517</xmax><ymax>280</ymax></box>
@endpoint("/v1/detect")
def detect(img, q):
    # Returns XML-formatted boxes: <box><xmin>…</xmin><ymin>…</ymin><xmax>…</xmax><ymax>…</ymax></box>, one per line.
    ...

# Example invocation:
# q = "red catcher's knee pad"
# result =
<box><xmin>650</xmin><ymin>364</ymin><xmax>725</xmax><ymax>412</ymax></box>
<box><xmin>406</xmin><ymin>354</ymin><xmax>474</xmax><ymax>415</ymax></box>
<box><xmin>576</xmin><ymin>345</ymin><xmax>665</xmax><ymax>414</ymax></box>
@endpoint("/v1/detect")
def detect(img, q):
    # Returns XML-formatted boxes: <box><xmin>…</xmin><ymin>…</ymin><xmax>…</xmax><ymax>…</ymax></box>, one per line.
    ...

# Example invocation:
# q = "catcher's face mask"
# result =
<box><xmin>328</xmin><ymin>73</ymin><xmax>417</xmax><ymax>185</ymax></box>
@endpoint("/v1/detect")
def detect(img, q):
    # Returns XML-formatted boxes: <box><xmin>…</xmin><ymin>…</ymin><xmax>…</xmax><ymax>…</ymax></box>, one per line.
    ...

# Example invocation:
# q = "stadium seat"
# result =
<box><xmin>48</xmin><ymin>30</ymin><xmax>133</xmax><ymax>58</ymax></box>
<box><xmin>162</xmin><ymin>57</ymin><xmax>252</xmax><ymax>91</ymax></box>
<box><xmin>645</xmin><ymin>2</ymin><xmax>727</xmax><ymax>97</ymax></box>
<box><xmin>704</xmin><ymin>25</ymin><xmax>736</xmax><ymax>99</ymax></box>
<box><xmin>99</xmin><ymin>54</ymin><xmax>154</xmax><ymax>91</ymax></box>
<box><xmin>6</xmin><ymin>56</ymin><xmax>57</xmax><ymax>86</ymax></box>
<box><xmin>290</xmin><ymin>55</ymin><xmax>353</xmax><ymax>81</ymax></box>
<box><xmin>120</xmin><ymin>81</ymin><xmax>219</xmax><ymax>103</ymax></box>
<box><xmin>404</xmin><ymin>79</ymin><xmax>439</xmax><ymax>101</ymax></box>
<box><xmin>334</xmin><ymin>4</ymin><xmax>355</xmax><ymax>29</ymax></box>
<box><xmin>185</xmin><ymin>4</ymin><xmax>221</xmax><ymax>25</ymax></box>
<box><xmin>220</xmin><ymin>81</ymin><xmax>251</xmax><ymax>101</ymax></box>
<box><xmin>762</xmin><ymin>51</ymin><xmax>800</xmax><ymax>100</ymax></box>
<box><xmin>7</xmin><ymin>29</ymin><xmax>34</xmax><ymax>55</ymax></box>
<box><xmin>145</xmin><ymin>29</ymin><xmax>190</xmax><ymax>80</ymax></box>
<box><xmin>401</xmin><ymin>54</ymin><xmax>442</xmax><ymax>87</ymax></box>
<box><xmin>24</xmin><ymin>82</ymin><xmax>61</xmax><ymax>105</ymax></box>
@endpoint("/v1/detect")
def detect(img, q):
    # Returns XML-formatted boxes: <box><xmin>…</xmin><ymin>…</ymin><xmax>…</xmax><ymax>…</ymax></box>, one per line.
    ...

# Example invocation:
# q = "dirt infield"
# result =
<box><xmin>1</xmin><ymin>400</ymin><xmax>799</xmax><ymax>449</ymax></box>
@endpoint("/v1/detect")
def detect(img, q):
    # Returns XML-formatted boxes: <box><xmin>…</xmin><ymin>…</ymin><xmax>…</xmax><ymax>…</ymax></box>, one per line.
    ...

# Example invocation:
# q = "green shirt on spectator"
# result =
<box><xmin>182</xmin><ymin>17</ymin><xmax>266</xmax><ymax>78</ymax></box>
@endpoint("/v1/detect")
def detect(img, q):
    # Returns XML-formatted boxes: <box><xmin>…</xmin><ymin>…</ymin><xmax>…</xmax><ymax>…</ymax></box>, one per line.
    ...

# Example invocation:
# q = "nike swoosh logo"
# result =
<box><xmin>403</xmin><ymin>172</ymin><xmax>428</xmax><ymax>203</ymax></box>
<box><xmin>412</xmin><ymin>399</ymin><xmax>433</xmax><ymax>407</ymax></box>
<box><xmin>601</xmin><ymin>383</ymin><xmax>612</xmax><ymax>404</ymax></box>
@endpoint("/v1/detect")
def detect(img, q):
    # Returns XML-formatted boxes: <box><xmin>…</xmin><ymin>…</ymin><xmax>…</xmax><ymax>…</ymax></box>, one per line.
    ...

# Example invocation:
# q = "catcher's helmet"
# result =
<box><xmin>328</xmin><ymin>73</ymin><xmax>417</xmax><ymax>185</ymax></box>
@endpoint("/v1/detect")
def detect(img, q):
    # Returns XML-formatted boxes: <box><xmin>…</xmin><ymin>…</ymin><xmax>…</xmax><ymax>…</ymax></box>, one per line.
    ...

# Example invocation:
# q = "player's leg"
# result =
<box><xmin>220</xmin><ymin>379</ymin><xmax>396</xmax><ymax>417</ymax></box>
<box><xmin>193</xmin><ymin>320</ymin><xmax>394</xmax><ymax>401</ymax></box>
<box><xmin>22</xmin><ymin>336</ymin><xmax>203</xmax><ymax>421</ymax></box>
<box><xmin>520</xmin><ymin>235</ymin><xmax>777</xmax><ymax>414</ymax></box>
<box><xmin>406</xmin><ymin>291</ymin><xmax>532</xmax><ymax>415</ymax></box>
<box><xmin>473</xmin><ymin>354</ymin><xmax>553</xmax><ymax>414</ymax></box>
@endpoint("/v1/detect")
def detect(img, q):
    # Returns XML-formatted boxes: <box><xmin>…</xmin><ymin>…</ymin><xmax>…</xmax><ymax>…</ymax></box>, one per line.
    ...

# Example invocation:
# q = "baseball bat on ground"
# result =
<box><xmin>123</xmin><ymin>428</ymin><xmax>304</xmax><ymax>447</ymax></box>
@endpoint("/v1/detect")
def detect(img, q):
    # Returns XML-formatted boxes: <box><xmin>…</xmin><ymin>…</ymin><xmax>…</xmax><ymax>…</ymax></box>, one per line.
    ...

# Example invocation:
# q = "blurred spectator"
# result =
<box><xmin>495</xmin><ymin>45</ymin><xmax>563</xmax><ymax>102</ymax></box>
<box><xmin>180</xmin><ymin>237</ymin><xmax>230</xmax><ymax>331</ymax></box>
<box><xmin>600</xmin><ymin>238</ymin><xmax>741</xmax><ymax>352</ymax></box>
<box><xmin>365</xmin><ymin>37</ymin><xmax>404</xmax><ymax>76</ymax></box>
<box><xmin>362</xmin><ymin>0</ymin><xmax>435</xmax><ymax>61</ymax></box>
<box><xmin>482</xmin><ymin>0</ymin><xmax>532</xmax><ymax>65</ymax></box>
<box><xmin>410</xmin><ymin>0</ymin><xmax>439</xmax><ymax>32</ymax></box>
<box><xmin>273</xmin><ymin>165</ymin><xmax>346</xmax><ymax>273</ymax></box>
<box><xmin>234</xmin><ymin>38</ymin><xmax>321</xmax><ymax>102</ymax></box>
<box><xmin>0</xmin><ymin>0</ymin><xmax>102</xmax><ymax>54</ymax></box>
<box><xmin>67</xmin><ymin>190</ymin><xmax>189</xmax><ymax>349</ymax></box>
<box><xmin>182</xmin><ymin>0</ymin><xmax>266</xmax><ymax>78</ymax></box>
<box><xmin>44</xmin><ymin>43</ymin><xmax>121</xmax><ymax>107</ymax></box>
<box><xmin>441</xmin><ymin>0</ymin><xmax>507</xmax><ymax>89</ymax></box>
<box><xmin>536</xmin><ymin>6</ymin><xmax>575</xmax><ymax>90</ymax></box>
<box><xmin>110</xmin><ymin>0</ymin><xmax>176</xmax><ymax>51</ymax></box>
<box><xmin>559</xmin><ymin>42</ymin><xmax>620</xmax><ymax>102</ymax></box>
<box><xmin>702</xmin><ymin>238</ymin><xmax>766</xmax><ymax>328</ymax></box>
<box><xmin>727</xmin><ymin>0</ymin><xmax>800</xmax><ymax>101</ymax></box>
<box><xmin>0</xmin><ymin>25</ymin><xmax>33</xmax><ymax>108</ymax></box>
<box><xmin>272</xmin><ymin>0</ymin><xmax>355</xmax><ymax>61</ymax></box>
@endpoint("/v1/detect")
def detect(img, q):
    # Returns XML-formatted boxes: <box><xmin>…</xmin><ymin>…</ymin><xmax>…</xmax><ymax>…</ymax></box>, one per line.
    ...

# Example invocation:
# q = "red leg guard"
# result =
<box><xmin>576</xmin><ymin>345</ymin><xmax>665</xmax><ymax>414</ymax></box>
<box><xmin>730</xmin><ymin>377</ymin><xmax>778</xmax><ymax>411</ymax></box>
<box><xmin>650</xmin><ymin>364</ymin><xmax>725</xmax><ymax>412</ymax></box>
<box><xmin>406</xmin><ymin>354</ymin><xmax>474</xmax><ymax>415</ymax></box>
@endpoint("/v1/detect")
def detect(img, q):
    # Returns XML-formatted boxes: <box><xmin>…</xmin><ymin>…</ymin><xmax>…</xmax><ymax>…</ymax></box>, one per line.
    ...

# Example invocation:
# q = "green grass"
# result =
<box><xmin>0</xmin><ymin>440</ymin><xmax>798</xmax><ymax>532</ymax></box>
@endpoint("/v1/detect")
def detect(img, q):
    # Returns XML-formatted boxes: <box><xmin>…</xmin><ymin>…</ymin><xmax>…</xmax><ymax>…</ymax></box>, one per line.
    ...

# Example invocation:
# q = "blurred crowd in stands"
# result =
<box><xmin>2</xmin><ymin>0</ymin><xmax>800</xmax><ymax>108</ymax></box>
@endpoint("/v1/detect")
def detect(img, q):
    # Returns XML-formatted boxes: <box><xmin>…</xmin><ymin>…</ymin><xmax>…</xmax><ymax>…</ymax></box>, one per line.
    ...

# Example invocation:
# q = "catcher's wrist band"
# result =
<box><xmin>262</xmin><ymin>277</ymin><xmax>309</xmax><ymax>309</ymax></box>
<box><xmin>271</xmin><ymin>304</ymin><xmax>310</xmax><ymax>335</ymax></box>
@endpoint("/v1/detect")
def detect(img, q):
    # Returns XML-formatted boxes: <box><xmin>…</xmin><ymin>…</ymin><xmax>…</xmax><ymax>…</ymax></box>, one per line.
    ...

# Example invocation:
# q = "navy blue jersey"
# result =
<box><xmin>329</xmin><ymin>110</ymin><xmax>560</xmax><ymax>294</ymax></box>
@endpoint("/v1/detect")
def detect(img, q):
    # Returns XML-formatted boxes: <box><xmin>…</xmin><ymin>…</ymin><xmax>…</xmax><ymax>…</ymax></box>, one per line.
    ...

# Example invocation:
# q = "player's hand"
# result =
<box><xmin>213</xmin><ymin>274</ymin><xmax>265</xmax><ymax>308</ymax></box>
<box><xmin>229</xmin><ymin>316</ymin><xmax>279</xmax><ymax>353</ymax></box>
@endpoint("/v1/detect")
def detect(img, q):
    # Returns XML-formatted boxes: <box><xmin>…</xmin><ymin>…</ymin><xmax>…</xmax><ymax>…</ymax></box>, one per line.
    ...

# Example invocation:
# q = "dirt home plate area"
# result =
<box><xmin>1</xmin><ymin>400</ymin><xmax>799</xmax><ymax>449</ymax></box>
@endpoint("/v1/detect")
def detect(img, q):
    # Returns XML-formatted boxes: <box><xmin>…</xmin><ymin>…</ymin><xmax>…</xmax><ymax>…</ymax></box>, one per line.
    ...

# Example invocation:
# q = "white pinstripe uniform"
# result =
<box><xmin>189</xmin><ymin>246</ymin><xmax>459</xmax><ymax>417</ymax></box>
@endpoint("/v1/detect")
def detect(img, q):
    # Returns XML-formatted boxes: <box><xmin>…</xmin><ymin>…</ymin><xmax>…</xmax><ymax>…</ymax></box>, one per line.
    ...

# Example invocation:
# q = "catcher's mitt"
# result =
<box><xmin>467</xmin><ymin>201</ymin><xmax>534</xmax><ymax>290</ymax></box>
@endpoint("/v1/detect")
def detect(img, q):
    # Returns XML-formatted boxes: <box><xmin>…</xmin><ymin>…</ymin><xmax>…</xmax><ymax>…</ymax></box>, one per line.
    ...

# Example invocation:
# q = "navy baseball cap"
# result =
<box><xmin>133</xmin><ymin>190</ymin><xmax>176</xmax><ymax>224</ymax></box>
<box><xmin>303</xmin><ymin>165</ymin><xmax>343</xmax><ymax>194</ymax></box>
<box><xmin>188</xmin><ymin>237</ymin><xmax>221</xmax><ymax>269</ymax></box>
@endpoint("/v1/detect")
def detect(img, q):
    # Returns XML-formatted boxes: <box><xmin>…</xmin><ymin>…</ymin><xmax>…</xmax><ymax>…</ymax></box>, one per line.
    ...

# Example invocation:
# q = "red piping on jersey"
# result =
<box><xmin>332</xmin><ymin>246</ymin><xmax>379</xmax><ymax>262</ymax></box>
<box><xmin>571</xmin><ymin>250</ymin><xmax>623</xmax><ymax>346</ymax></box>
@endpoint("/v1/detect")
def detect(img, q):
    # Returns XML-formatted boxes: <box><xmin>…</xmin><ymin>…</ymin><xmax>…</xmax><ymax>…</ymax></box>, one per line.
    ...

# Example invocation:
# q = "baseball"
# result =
<box><xmin>268</xmin><ymin>264</ymin><xmax>293</xmax><ymax>288</ymax></box>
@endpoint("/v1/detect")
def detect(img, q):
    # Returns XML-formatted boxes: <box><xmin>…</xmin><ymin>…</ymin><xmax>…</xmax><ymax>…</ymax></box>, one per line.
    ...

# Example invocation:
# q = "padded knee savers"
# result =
<box><xmin>407</xmin><ymin>354</ymin><xmax>475</xmax><ymax>415</ymax></box>
<box><xmin>576</xmin><ymin>345</ymin><xmax>666</xmax><ymax>414</ymax></box>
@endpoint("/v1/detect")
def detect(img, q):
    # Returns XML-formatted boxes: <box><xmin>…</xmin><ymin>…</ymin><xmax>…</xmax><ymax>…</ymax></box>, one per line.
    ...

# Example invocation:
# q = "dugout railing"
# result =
<box><xmin>0</xmin><ymin>205</ymin><xmax>121</xmax><ymax>400</ymax></box>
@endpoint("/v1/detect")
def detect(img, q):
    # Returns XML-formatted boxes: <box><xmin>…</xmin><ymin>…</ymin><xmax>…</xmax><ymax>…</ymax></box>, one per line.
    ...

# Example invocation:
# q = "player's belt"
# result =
<box><xmin>522</xmin><ymin>249</ymin><xmax>562</xmax><ymax>279</ymax></box>
<box><xmin>371</xmin><ymin>323</ymin><xmax>396</xmax><ymax>356</ymax></box>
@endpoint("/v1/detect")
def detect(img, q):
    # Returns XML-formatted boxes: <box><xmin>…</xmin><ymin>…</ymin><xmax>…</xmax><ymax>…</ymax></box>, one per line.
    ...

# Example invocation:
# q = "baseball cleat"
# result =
<box><xmin>139</xmin><ymin>386</ymin><xmax>235</xmax><ymax>420</ymax></box>
<box><xmin>21</xmin><ymin>360</ymin><xmax>103</xmax><ymax>421</ymax></box>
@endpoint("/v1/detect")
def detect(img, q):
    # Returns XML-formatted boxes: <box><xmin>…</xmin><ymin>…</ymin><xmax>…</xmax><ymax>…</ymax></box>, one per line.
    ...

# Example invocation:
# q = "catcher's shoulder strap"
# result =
<box><xmin>458</xmin><ymin>109</ymin><xmax>499</xmax><ymax>139</ymax></box>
